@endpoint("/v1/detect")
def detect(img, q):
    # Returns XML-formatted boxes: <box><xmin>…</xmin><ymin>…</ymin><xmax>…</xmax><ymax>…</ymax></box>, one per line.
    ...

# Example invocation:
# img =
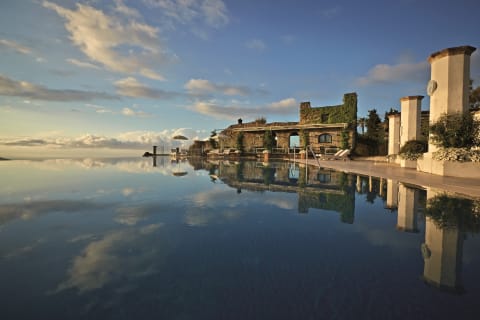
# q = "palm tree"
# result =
<box><xmin>357</xmin><ymin>117</ymin><xmax>366</xmax><ymax>135</ymax></box>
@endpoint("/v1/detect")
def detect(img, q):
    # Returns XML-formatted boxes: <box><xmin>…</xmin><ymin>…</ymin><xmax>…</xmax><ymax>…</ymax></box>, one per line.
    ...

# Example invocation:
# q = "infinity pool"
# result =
<box><xmin>1</xmin><ymin>157</ymin><xmax>479</xmax><ymax>319</ymax></box>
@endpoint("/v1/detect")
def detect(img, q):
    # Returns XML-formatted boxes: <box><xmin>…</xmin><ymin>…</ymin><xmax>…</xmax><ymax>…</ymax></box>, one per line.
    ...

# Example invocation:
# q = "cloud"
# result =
<box><xmin>268</xmin><ymin>98</ymin><xmax>297</xmax><ymax>110</ymax></box>
<box><xmin>185</xmin><ymin>78</ymin><xmax>251</xmax><ymax>96</ymax></box>
<box><xmin>143</xmin><ymin>0</ymin><xmax>229</xmax><ymax>27</ymax></box>
<box><xmin>56</xmin><ymin>226</ymin><xmax>165</xmax><ymax>293</ymax></box>
<box><xmin>66</xmin><ymin>58</ymin><xmax>101</xmax><ymax>70</ymax></box>
<box><xmin>0</xmin><ymin>200</ymin><xmax>108</xmax><ymax>226</ymax></box>
<box><xmin>122</xmin><ymin>107</ymin><xmax>151</xmax><ymax>117</ymax></box>
<box><xmin>0</xmin><ymin>74</ymin><xmax>117</xmax><ymax>101</ymax></box>
<box><xmin>245</xmin><ymin>39</ymin><xmax>266</xmax><ymax>52</ymax></box>
<box><xmin>43</xmin><ymin>1</ymin><xmax>166</xmax><ymax>80</ymax></box>
<box><xmin>114</xmin><ymin>0</ymin><xmax>141</xmax><ymax>18</ymax></box>
<box><xmin>85</xmin><ymin>103</ymin><xmax>113</xmax><ymax>114</ymax></box>
<box><xmin>0</xmin><ymin>39</ymin><xmax>32</xmax><ymax>54</ymax></box>
<box><xmin>356</xmin><ymin>61</ymin><xmax>429</xmax><ymax>86</ymax></box>
<box><xmin>189</xmin><ymin>97</ymin><xmax>298</xmax><ymax>120</ymax></box>
<box><xmin>115</xmin><ymin>77</ymin><xmax>179</xmax><ymax>99</ymax></box>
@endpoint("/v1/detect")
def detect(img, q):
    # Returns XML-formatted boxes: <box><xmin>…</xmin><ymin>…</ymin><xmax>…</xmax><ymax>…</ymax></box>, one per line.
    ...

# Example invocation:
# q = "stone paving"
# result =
<box><xmin>294</xmin><ymin>158</ymin><xmax>480</xmax><ymax>198</ymax></box>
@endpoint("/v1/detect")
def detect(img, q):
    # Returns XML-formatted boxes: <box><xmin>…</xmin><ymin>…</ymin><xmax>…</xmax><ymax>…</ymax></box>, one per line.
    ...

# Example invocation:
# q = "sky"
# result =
<box><xmin>0</xmin><ymin>0</ymin><xmax>479</xmax><ymax>157</ymax></box>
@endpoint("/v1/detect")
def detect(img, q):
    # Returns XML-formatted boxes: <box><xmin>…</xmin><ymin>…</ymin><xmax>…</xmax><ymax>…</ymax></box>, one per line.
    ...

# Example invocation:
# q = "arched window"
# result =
<box><xmin>318</xmin><ymin>134</ymin><xmax>332</xmax><ymax>143</ymax></box>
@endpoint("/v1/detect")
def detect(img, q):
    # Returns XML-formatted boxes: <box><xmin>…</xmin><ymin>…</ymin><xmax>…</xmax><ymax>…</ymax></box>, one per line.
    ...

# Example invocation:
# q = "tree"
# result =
<box><xmin>470</xmin><ymin>85</ymin><xmax>480</xmax><ymax>109</ymax></box>
<box><xmin>263</xmin><ymin>130</ymin><xmax>275</xmax><ymax>151</ymax></box>
<box><xmin>209</xmin><ymin>130</ymin><xmax>218</xmax><ymax>149</ymax></box>
<box><xmin>365</xmin><ymin>109</ymin><xmax>382</xmax><ymax>141</ymax></box>
<box><xmin>357</xmin><ymin>117</ymin><xmax>366</xmax><ymax>135</ymax></box>
<box><xmin>236</xmin><ymin>132</ymin><xmax>244</xmax><ymax>153</ymax></box>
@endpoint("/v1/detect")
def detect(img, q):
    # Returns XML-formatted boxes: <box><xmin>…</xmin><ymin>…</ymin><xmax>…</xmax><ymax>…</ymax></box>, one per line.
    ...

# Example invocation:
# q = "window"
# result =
<box><xmin>318</xmin><ymin>134</ymin><xmax>332</xmax><ymax>143</ymax></box>
<box><xmin>321</xmin><ymin>114</ymin><xmax>329</xmax><ymax>122</ymax></box>
<box><xmin>317</xmin><ymin>173</ymin><xmax>332</xmax><ymax>183</ymax></box>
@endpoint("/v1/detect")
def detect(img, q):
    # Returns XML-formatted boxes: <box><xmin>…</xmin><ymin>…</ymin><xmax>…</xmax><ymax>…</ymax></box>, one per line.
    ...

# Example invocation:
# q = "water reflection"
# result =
<box><xmin>196</xmin><ymin>159</ymin><xmax>480</xmax><ymax>295</ymax></box>
<box><xmin>1</xmin><ymin>158</ymin><xmax>480</xmax><ymax>319</ymax></box>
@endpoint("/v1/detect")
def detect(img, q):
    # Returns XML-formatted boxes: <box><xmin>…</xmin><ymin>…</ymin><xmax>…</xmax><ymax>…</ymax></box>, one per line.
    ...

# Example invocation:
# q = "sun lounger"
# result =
<box><xmin>318</xmin><ymin>149</ymin><xmax>344</xmax><ymax>160</ymax></box>
<box><xmin>334</xmin><ymin>149</ymin><xmax>351</xmax><ymax>160</ymax></box>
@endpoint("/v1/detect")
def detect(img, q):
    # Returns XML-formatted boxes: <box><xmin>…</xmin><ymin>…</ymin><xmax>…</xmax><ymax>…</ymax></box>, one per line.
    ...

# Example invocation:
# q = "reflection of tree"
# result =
<box><xmin>235</xmin><ymin>162</ymin><xmax>244</xmax><ymax>182</ymax></box>
<box><xmin>262</xmin><ymin>167</ymin><xmax>275</xmax><ymax>185</ymax></box>
<box><xmin>298</xmin><ymin>178</ymin><xmax>356</xmax><ymax>224</ymax></box>
<box><xmin>425</xmin><ymin>194</ymin><xmax>480</xmax><ymax>233</ymax></box>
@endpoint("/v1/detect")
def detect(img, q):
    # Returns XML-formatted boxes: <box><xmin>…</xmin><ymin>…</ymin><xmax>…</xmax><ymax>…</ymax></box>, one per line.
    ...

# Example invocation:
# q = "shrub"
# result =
<box><xmin>399</xmin><ymin>140</ymin><xmax>427</xmax><ymax>160</ymax></box>
<box><xmin>433</xmin><ymin>148</ymin><xmax>480</xmax><ymax>162</ymax></box>
<box><xmin>429</xmin><ymin>112</ymin><xmax>480</xmax><ymax>148</ymax></box>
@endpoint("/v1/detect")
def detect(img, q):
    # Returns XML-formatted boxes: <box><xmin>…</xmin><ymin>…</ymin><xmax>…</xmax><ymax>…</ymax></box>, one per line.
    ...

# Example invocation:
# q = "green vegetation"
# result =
<box><xmin>399</xmin><ymin>140</ymin><xmax>427</xmax><ymax>160</ymax></box>
<box><xmin>425</xmin><ymin>194</ymin><xmax>480</xmax><ymax>233</ymax></box>
<box><xmin>300</xmin><ymin>93</ymin><xmax>357</xmax><ymax>128</ymax></box>
<box><xmin>429</xmin><ymin>112</ymin><xmax>480</xmax><ymax>149</ymax></box>
<box><xmin>299</xmin><ymin>129</ymin><xmax>309</xmax><ymax>148</ymax></box>
<box><xmin>263</xmin><ymin>130</ymin><xmax>275</xmax><ymax>151</ymax></box>
<box><xmin>236</xmin><ymin>132</ymin><xmax>245</xmax><ymax>154</ymax></box>
<box><xmin>209</xmin><ymin>130</ymin><xmax>218</xmax><ymax>149</ymax></box>
<box><xmin>356</xmin><ymin>109</ymin><xmax>386</xmax><ymax>156</ymax></box>
<box><xmin>341</xmin><ymin>129</ymin><xmax>350</xmax><ymax>150</ymax></box>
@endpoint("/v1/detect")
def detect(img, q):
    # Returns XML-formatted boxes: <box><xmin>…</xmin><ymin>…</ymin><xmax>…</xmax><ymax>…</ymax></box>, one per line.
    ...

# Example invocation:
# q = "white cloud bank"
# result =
<box><xmin>0</xmin><ymin>129</ymin><xmax>208</xmax><ymax>150</ymax></box>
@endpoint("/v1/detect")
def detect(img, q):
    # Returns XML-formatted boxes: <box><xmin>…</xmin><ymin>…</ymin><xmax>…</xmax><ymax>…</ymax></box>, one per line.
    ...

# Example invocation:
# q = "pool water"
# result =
<box><xmin>1</xmin><ymin>157</ymin><xmax>479</xmax><ymax>319</ymax></box>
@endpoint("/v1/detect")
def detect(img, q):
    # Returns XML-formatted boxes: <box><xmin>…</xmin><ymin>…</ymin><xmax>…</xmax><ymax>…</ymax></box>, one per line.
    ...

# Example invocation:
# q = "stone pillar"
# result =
<box><xmin>385</xmin><ymin>179</ymin><xmax>398</xmax><ymax>210</ymax></box>
<box><xmin>396</xmin><ymin>183</ymin><xmax>418</xmax><ymax>232</ymax></box>
<box><xmin>400</xmin><ymin>96</ymin><xmax>423</xmax><ymax>168</ymax></box>
<box><xmin>422</xmin><ymin>188</ymin><xmax>464</xmax><ymax>292</ymax></box>
<box><xmin>427</xmin><ymin>46</ymin><xmax>476</xmax><ymax>153</ymax></box>
<box><xmin>388</xmin><ymin>113</ymin><xmax>401</xmax><ymax>157</ymax></box>
<box><xmin>417</xmin><ymin>46</ymin><xmax>477</xmax><ymax>176</ymax></box>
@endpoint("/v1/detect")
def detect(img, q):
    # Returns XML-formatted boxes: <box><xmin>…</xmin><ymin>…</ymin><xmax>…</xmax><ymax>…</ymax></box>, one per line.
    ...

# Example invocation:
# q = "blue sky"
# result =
<box><xmin>0</xmin><ymin>0</ymin><xmax>479</xmax><ymax>157</ymax></box>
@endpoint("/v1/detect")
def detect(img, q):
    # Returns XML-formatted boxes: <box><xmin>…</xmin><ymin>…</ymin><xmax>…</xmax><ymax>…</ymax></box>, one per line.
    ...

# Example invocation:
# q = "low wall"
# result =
<box><xmin>417</xmin><ymin>153</ymin><xmax>480</xmax><ymax>178</ymax></box>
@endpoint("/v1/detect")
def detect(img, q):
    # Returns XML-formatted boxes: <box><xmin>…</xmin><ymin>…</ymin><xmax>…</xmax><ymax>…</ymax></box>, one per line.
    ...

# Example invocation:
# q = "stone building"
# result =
<box><xmin>218</xmin><ymin>93</ymin><xmax>357</xmax><ymax>155</ymax></box>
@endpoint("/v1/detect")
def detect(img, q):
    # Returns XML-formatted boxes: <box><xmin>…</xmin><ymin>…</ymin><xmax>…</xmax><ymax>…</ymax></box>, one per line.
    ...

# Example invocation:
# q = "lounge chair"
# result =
<box><xmin>319</xmin><ymin>149</ymin><xmax>344</xmax><ymax>160</ymax></box>
<box><xmin>334</xmin><ymin>149</ymin><xmax>351</xmax><ymax>160</ymax></box>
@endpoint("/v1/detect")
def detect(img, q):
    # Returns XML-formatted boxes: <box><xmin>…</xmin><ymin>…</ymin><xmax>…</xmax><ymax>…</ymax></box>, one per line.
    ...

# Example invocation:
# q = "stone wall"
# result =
<box><xmin>300</xmin><ymin>93</ymin><xmax>357</xmax><ymax>127</ymax></box>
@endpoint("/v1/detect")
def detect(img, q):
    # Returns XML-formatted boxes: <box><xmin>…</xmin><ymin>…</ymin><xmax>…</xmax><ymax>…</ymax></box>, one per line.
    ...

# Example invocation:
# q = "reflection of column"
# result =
<box><xmin>368</xmin><ymin>176</ymin><xmax>373</xmax><ymax>193</ymax></box>
<box><xmin>422</xmin><ymin>189</ymin><xmax>464</xmax><ymax>293</ymax></box>
<box><xmin>396</xmin><ymin>184</ymin><xmax>418</xmax><ymax>232</ymax></box>
<box><xmin>356</xmin><ymin>175</ymin><xmax>362</xmax><ymax>193</ymax></box>
<box><xmin>385</xmin><ymin>179</ymin><xmax>398</xmax><ymax>210</ymax></box>
<box><xmin>153</xmin><ymin>156</ymin><xmax>157</xmax><ymax>167</ymax></box>
<box><xmin>379</xmin><ymin>178</ymin><xmax>385</xmax><ymax>198</ymax></box>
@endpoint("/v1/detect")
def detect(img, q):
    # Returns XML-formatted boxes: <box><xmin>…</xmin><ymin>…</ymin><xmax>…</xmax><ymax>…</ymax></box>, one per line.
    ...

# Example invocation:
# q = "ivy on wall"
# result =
<box><xmin>300</xmin><ymin>93</ymin><xmax>357</xmax><ymax>128</ymax></box>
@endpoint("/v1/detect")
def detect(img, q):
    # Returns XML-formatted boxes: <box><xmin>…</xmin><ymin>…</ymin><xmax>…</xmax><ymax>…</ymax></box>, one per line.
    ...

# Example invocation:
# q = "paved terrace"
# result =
<box><xmin>293</xmin><ymin>158</ymin><xmax>480</xmax><ymax>199</ymax></box>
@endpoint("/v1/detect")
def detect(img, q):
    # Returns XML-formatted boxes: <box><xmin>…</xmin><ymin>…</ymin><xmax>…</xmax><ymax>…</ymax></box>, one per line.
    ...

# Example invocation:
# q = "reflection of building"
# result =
<box><xmin>209</xmin><ymin>160</ymin><xmax>356</xmax><ymax>223</ymax></box>
<box><xmin>396</xmin><ymin>184</ymin><xmax>419</xmax><ymax>232</ymax></box>
<box><xmin>422</xmin><ymin>189</ymin><xmax>464</xmax><ymax>293</ymax></box>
